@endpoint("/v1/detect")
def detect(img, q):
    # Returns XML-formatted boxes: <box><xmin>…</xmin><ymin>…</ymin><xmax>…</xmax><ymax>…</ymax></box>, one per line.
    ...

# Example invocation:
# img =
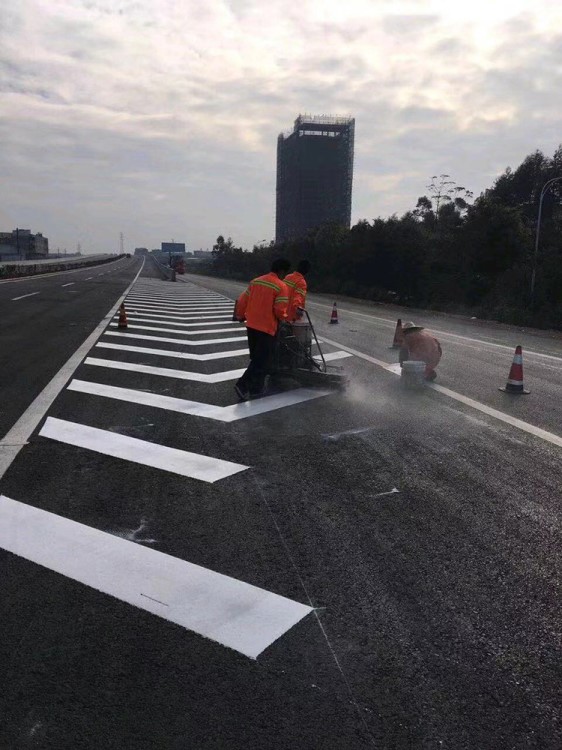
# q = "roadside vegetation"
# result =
<box><xmin>194</xmin><ymin>147</ymin><xmax>562</xmax><ymax>330</ymax></box>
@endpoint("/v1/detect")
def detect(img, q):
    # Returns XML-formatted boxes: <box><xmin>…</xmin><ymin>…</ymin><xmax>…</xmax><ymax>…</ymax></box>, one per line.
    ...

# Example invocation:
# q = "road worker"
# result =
<box><xmin>284</xmin><ymin>260</ymin><xmax>310</xmax><ymax>322</ymax></box>
<box><xmin>399</xmin><ymin>321</ymin><xmax>442</xmax><ymax>381</ymax></box>
<box><xmin>234</xmin><ymin>258</ymin><xmax>291</xmax><ymax>400</ymax></box>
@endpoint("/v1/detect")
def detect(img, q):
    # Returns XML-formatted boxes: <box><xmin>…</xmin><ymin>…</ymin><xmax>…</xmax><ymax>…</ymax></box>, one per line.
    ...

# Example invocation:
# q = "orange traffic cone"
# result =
<box><xmin>329</xmin><ymin>302</ymin><xmax>339</xmax><ymax>324</ymax></box>
<box><xmin>117</xmin><ymin>302</ymin><xmax>128</xmax><ymax>329</ymax></box>
<box><xmin>389</xmin><ymin>318</ymin><xmax>404</xmax><ymax>349</ymax></box>
<box><xmin>499</xmin><ymin>345</ymin><xmax>530</xmax><ymax>394</ymax></box>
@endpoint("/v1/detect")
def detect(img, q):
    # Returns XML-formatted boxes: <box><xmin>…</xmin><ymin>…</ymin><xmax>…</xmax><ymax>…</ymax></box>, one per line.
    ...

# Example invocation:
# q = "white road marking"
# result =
<box><xmin>62</xmin><ymin>282</ymin><xmax>75</xmax><ymax>287</ymax></box>
<box><xmin>115</xmin><ymin>316</ymin><xmax>237</xmax><ymax>328</ymax></box>
<box><xmin>0</xmin><ymin>259</ymin><xmax>146</xmax><ymax>479</ymax></box>
<box><xmin>104</xmin><ymin>331</ymin><xmax>247</xmax><ymax>346</ymax></box>
<box><xmin>320</xmin><ymin>335</ymin><xmax>562</xmax><ymax>450</ymax></box>
<box><xmin>128</xmin><ymin>293</ymin><xmax>225</xmax><ymax>301</ymax></box>
<box><xmin>85</xmin><ymin>357</ymin><xmax>245</xmax><ymax>382</ymax></box>
<box><xmin>124</xmin><ymin>306</ymin><xmax>232</xmax><ymax>317</ymax></box>
<box><xmin>123</xmin><ymin>310</ymin><xmax>233</xmax><ymax>321</ymax></box>
<box><xmin>39</xmin><ymin>417</ymin><xmax>248</xmax><ymax>481</ymax></box>
<box><xmin>109</xmin><ymin>323</ymin><xmax>238</xmax><ymax>335</ymax></box>
<box><xmin>323</xmin><ymin>351</ymin><xmax>353</xmax><ymax>362</ymax></box>
<box><xmin>11</xmin><ymin>292</ymin><xmax>39</xmax><ymax>301</ymax></box>
<box><xmin>85</xmin><ymin>276</ymin><xmax>93</xmax><ymax>280</ymax></box>
<box><xmin>125</xmin><ymin>298</ymin><xmax>232</xmax><ymax>309</ymax></box>
<box><xmin>68</xmin><ymin>380</ymin><xmax>332</xmax><ymax>421</ymax></box>
<box><xmin>95</xmin><ymin>341</ymin><xmax>249</xmax><ymax>360</ymax></box>
<box><xmin>0</xmin><ymin>495</ymin><xmax>312</xmax><ymax>659</ymax></box>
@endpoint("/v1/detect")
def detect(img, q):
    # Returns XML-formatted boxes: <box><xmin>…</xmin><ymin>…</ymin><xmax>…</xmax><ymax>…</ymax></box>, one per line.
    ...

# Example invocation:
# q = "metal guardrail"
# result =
<box><xmin>0</xmin><ymin>254</ymin><xmax>127</xmax><ymax>279</ymax></box>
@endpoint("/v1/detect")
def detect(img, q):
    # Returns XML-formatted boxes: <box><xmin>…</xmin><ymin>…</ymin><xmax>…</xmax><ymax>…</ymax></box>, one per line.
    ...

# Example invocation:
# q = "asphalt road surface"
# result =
<box><xmin>0</xmin><ymin>262</ymin><xmax>560</xmax><ymax>749</ymax></box>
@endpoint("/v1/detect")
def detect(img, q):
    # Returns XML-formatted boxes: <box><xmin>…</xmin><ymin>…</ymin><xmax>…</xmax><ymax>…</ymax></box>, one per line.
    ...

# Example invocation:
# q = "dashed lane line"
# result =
<box><xmin>39</xmin><ymin>417</ymin><xmax>248</xmax><ymax>482</ymax></box>
<box><xmin>0</xmin><ymin>495</ymin><xmax>312</xmax><ymax>659</ymax></box>
<box><xmin>11</xmin><ymin>292</ymin><xmax>39</xmax><ymax>301</ymax></box>
<box><xmin>95</xmin><ymin>342</ymin><xmax>250</xmax><ymax>360</ymax></box>
<box><xmin>0</xmin><ymin>258</ymin><xmax>146</xmax><ymax>480</ymax></box>
<box><xmin>69</xmin><ymin>380</ymin><xmax>332</xmax><ymax>421</ymax></box>
<box><xmin>320</xmin><ymin>335</ymin><xmax>562</xmax><ymax>450</ymax></box>
<box><xmin>103</xmin><ymin>331</ymin><xmax>247</xmax><ymax>346</ymax></box>
<box><xmin>62</xmin><ymin>282</ymin><xmax>75</xmax><ymax>287</ymax></box>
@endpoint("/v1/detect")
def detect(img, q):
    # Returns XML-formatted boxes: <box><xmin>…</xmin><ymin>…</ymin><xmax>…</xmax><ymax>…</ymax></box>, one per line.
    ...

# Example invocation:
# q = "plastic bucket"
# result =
<box><xmin>401</xmin><ymin>360</ymin><xmax>426</xmax><ymax>388</ymax></box>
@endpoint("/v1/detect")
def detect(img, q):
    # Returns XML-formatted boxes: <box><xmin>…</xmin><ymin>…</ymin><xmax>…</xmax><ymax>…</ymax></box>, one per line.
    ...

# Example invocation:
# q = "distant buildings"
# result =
<box><xmin>275</xmin><ymin>114</ymin><xmax>355</xmax><ymax>244</ymax></box>
<box><xmin>0</xmin><ymin>229</ymin><xmax>49</xmax><ymax>261</ymax></box>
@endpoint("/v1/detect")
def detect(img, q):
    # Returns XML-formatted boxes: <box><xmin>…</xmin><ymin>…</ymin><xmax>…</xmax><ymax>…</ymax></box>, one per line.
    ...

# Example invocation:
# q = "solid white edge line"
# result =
<box><xmin>0</xmin><ymin>258</ymin><xmax>146</xmax><ymax>478</ymax></box>
<box><xmin>0</xmin><ymin>494</ymin><xmax>312</xmax><ymax>659</ymax></box>
<box><xmin>319</xmin><ymin>335</ymin><xmax>562</xmax><ymax>450</ymax></box>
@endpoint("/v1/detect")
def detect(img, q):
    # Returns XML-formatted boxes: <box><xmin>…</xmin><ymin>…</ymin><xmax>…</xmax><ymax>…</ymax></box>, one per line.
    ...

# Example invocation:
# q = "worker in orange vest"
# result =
<box><xmin>234</xmin><ymin>258</ymin><xmax>291</xmax><ymax>400</ymax></box>
<box><xmin>284</xmin><ymin>260</ymin><xmax>310</xmax><ymax>322</ymax></box>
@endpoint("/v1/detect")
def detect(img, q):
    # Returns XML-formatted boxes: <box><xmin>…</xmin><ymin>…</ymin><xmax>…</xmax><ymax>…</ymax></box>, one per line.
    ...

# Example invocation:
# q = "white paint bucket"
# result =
<box><xmin>401</xmin><ymin>360</ymin><xmax>426</xmax><ymax>388</ymax></box>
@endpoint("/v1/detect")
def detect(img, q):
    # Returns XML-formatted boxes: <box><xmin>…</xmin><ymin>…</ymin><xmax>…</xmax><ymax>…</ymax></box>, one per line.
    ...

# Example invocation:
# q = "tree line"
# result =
<box><xmin>196</xmin><ymin>146</ymin><xmax>562</xmax><ymax>330</ymax></box>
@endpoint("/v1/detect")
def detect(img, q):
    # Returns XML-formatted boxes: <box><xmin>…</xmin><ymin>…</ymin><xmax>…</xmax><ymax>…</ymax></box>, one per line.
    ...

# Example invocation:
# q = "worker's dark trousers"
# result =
<box><xmin>236</xmin><ymin>328</ymin><xmax>275</xmax><ymax>396</ymax></box>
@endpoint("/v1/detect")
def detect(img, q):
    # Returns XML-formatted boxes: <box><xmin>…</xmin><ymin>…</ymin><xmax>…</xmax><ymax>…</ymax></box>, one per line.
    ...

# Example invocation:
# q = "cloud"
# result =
<box><xmin>1</xmin><ymin>0</ymin><xmax>562</xmax><ymax>252</ymax></box>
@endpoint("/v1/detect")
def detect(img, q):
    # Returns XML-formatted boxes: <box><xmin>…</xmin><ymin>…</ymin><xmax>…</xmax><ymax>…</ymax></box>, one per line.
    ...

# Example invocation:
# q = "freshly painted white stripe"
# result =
<box><xmin>39</xmin><ymin>417</ymin><xmax>248</xmax><ymax>481</ymax></box>
<box><xmin>323</xmin><ymin>351</ymin><xmax>353</xmax><ymax>362</ymax></box>
<box><xmin>85</xmin><ymin>276</ymin><xmax>93</xmax><ymax>280</ymax></box>
<box><xmin>69</xmin><ymin>380</ymin><xmax>332</xmax><ymax>421</ymax></box>
<box><xmin>95</xmin><ymin>341</ymin><xmax>248</xmax><ymax>360</ymax></box>
<box><xmin>126</xmin><ymin>298</ymin><xmax>232</xmax><ymax>308</ymax></box>
<box><xmin>109</xmin><ymin>323</ymin><xmax>238</xmax><ymax>336</ymax></box>
<box><xmin>12</xmin><ymin>292</ymin><xmax>40</xmax><ymax>301</ymax></box>
<box><xmin>113</xmin><ymin>316</ymin><xmax>238</xmax><ymax>328</ymax></box>
<box><xmin>319</xmin><ymin>334</ymin><xmax>562</xmax><ymax>449</ymax></box>
<box><xmin>0</xmin><ymin>495</ymin><xmax>312</xmax><ymax>659</ymax></box>
<box><xmin>127</xmin><ymin>296</ymin><xmax>225</xmax><ymax>302</ymax></box>
<box><xmin>103</xmin><ymin>331</ymin><xmax>246</xmax><ymax>346</ymax></box>
<box><xmin>0</xmin><ymin>259</ymin><xmax>146</xmax><ymax>479</ymax></box>
<box><xmin>62</xmin><ymin>282</ymin><xmax>75</xmax><ymax>287</ymax></box>
<box><xmin>124</xmin><ymin>306</ymin><xmax>232</xmax><ymax>317</ymax></box>
<box><xmin>85</xmin><ymin>357</ymin><xmax>245</xmax><ymax>382</ymax></box>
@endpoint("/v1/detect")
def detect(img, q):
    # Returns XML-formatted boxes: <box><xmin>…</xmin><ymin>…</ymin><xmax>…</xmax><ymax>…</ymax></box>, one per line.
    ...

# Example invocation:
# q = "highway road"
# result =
<box><xmin>0</xmin><ymin>261</ymin><xmax>560</xmax><ymax>749</ymax></box>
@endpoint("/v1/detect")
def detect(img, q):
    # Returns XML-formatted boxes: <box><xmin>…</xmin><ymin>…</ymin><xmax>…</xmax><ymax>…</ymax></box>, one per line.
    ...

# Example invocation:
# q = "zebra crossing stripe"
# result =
<box><xmin>0</xmin><ymin>495</ymin><xmax>312</xmax><ymax>659</ymax></box>
<box><xmin>103</xmin><ymin>331</ymin><xmax>247</xmax><ymax>346</ymax></box>
<box><xmin>85</xmin><ymin>357</ymin><xmax>245</xmax><ymax>382</ymax></box>
<box><xmin>95</xmin><ymin>342</ymin><xmax>249</xmax><ymax>360</ymax></box>
<box><xmin>68</xmin><ymin>380</ymin><xmax>332</xmax><ymax>421</ymax></box>
<box><xmin>39</xmin><ymin>417</ymin><xmax>248</xmax><ymax>482</ymax></box>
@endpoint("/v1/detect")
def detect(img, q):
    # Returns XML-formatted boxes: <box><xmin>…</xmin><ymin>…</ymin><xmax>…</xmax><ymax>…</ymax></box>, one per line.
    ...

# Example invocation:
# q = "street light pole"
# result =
<box><xmin>531</xmin><ymin>176</ymin><xmax>562</xmax><ymax>305</ymax></box>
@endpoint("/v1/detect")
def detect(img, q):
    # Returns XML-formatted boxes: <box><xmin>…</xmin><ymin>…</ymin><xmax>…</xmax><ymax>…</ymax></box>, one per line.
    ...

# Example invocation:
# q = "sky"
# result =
<box><xmin>1</xmin><ymin>0</ymin><xmax>562</xmax><ymax>254</ymax></box>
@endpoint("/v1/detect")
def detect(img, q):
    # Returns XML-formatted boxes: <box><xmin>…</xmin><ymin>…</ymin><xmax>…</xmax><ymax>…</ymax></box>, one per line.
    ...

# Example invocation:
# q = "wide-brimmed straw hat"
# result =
<box><xmin>402</xmin><ymin>321</ymin><xmax>425</xmax><ymax>333</ymax></box>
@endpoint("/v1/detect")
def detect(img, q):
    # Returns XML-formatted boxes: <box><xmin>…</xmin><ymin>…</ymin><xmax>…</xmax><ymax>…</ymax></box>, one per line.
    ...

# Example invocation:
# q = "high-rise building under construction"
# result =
<box><xmin>275</xmin><ymin>114</ymin><xmax>355</xmax><ymax>244</ymax></box>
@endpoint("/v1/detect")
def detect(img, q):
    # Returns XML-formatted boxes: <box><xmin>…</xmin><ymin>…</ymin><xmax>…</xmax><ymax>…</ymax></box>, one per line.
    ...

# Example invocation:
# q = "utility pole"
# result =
<box><xmin>119</xmin><ymin>232</ymin><xmax>124</xmax><ymax>255</ymax></box>
<box><xmin>530</xmin><ymin>176</ymin><xmax>562</xmax><ymax>306</ymax></box>
<box><xmin>77</xmin><ymin>243</ymin><xmax>81</xmax><ymax>255</ymax></box>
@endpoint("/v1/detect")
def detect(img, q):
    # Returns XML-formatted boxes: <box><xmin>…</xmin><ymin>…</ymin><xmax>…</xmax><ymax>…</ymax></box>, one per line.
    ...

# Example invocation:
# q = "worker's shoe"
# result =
<box><xmin>234</xmin><ymin>383</ymin><xmax>249</xmax><ymax>401</ymax></box>
<box><xmin>425</xmin><ymin>371</ymin><xmax>437</xmax><ymax>382</ymax></box>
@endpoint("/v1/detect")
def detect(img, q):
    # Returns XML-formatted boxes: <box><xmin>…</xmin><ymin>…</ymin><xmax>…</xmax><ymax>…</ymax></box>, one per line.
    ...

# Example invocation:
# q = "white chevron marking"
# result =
<box><xmin>39</xmin><ymin>417</ymin><xmax>248</xmax><ymax>481</ymax></box>
<box><xmin>69</xmin><ymin>380</ymin><xmax>332</xmax><ymax>421</ymax></box>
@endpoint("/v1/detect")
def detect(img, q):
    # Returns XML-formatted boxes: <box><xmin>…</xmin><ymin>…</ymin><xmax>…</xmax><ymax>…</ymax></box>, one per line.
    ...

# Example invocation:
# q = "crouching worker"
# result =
<box><xmin>399</xmin><ymin>321</ymin><xmax>442</xmax><ymax>381</ymax></box>
<box><xmin>234</xmin><ymin>258</ymin><xmax>291</xmax><ymax>400</ymax></box>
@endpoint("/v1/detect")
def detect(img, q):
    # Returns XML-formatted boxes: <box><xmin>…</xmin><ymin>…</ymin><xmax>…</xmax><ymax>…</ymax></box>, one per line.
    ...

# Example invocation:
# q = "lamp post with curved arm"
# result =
<box><xmin>530</xmin><ymin>176</ymin><xmax>562</xmax><ymax>304</ymax></box>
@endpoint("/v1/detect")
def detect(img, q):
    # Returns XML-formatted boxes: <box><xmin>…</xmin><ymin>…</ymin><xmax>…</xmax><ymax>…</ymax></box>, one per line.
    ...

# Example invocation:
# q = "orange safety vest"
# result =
<box><xmin>284</xmin><ymin>271</ymin><xmax>307</xmax><ymax>321</ymax></box>
<box><xmin>236</xmin><ymin>272</ymin><xmax>289</xmax><ymax>336</ymax></box>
